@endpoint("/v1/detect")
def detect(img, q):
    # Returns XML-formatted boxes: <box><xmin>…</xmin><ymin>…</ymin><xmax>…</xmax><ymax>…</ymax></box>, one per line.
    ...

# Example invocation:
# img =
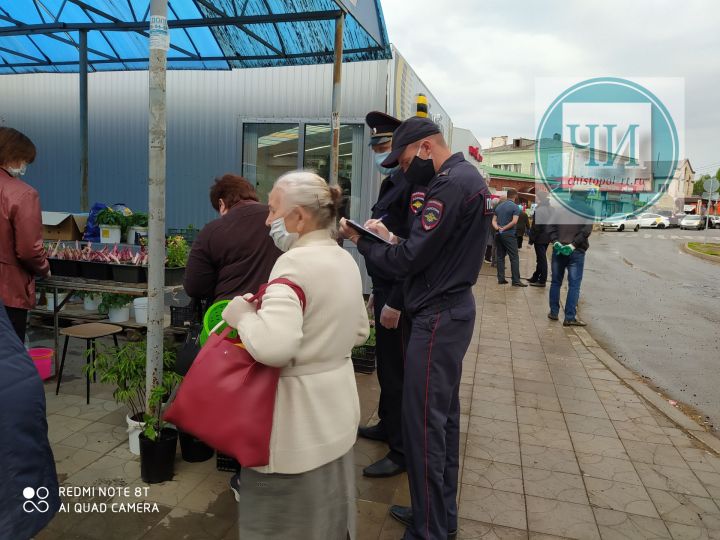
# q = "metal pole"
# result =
<box><xmin>146</xmin><ymin>0</ymin><xmax>169</xmax><ymax>412</ymax></box>
<box><xmin>328</xmin><ymin>12</ymin><xmax>344</xmax><ymax>186</ymax></box>
<box><xmin>79</xmin><ymin>30</ymin><xmax>89</xmax><ymax>212</ymax></box>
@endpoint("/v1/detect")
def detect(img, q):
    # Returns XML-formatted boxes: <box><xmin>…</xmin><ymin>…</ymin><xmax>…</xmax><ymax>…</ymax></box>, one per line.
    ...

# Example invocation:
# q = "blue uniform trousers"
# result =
<box><xmin>403</xmin><ymin>291</ymin><xmax>476</xmax><ymax>540</ymax></box>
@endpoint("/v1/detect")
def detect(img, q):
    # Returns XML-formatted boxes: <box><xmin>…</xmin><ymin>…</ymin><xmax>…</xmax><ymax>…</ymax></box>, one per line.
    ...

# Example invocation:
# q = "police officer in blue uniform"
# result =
<box><xmin>358</xmin><ymin>112</ymin><xmax>427</xmax><ymax>478</ymax></box>
<box><xmin>341</xmin><ymin>117</ymin><xmax>491</xmax><ymax>540</ymax></box>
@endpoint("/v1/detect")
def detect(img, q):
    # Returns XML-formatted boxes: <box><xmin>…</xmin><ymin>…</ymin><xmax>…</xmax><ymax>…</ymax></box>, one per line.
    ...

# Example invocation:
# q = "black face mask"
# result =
<box><xmin>405</xmin><ymin>154</ymin><xmax>436</xmax><ymax>187</ymax></box>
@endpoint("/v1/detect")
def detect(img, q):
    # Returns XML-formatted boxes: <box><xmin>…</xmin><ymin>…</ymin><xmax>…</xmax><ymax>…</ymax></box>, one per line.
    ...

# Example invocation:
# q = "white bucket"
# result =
<box><xmin>127</xmin><ymin>226</ymin><xmax>148</xmax><ymax>245</ymax></box>
<box><xmin>46</xmin><ymin>293</ymin><xmax>68</xmax><ymax>312</ymax></box>
<box><xmin>126</xmin><ymin>414</ymin><xmax>145</xmax><ymax>455</ymax></box>
<box><xmin>133</xmin><ymin>297</ymin><xmax>148</xmax><ymax>325</ymax></box>
<box><xmin>83</xmin><ymin>294</ymin><xmax>101</xmax><ymax>312</ymax></box>
<box><xmin>100</xmin><ymin>225</ymin><xmax>121</xmax><ymax>244</ymax></box>
<box><xmin>108</xmin><ymin>306</ymin><xmax>130</xmax><ymax>323</ymax></box>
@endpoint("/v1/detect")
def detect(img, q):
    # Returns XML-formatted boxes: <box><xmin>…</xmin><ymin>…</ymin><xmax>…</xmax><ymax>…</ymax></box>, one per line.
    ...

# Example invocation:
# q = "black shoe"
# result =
<box><xmin>527</xmin><ymin>277</ymin><xmax>538</xmax><ymax>283</ymax></box>
<box><xmin>389</xmin><ymin>506</ymin><xmax>457</xmax><ymax>539</ymax></box>
<box><xmin>548</xmin><ymin>313</ymin><xmax>559</xmax><ymax>321</ymax></box>
<box><xmin>563</xmin><ymin>318</ymin><xmax>587</xmax><ymax>327</ymax></box>
<box><xmin>230</xmin><ymin>473</ymin><xmax>241</xmax><ymax>503</ymax></box>
<box><xmin>498</xmin><ymin>280</ymin><xmax>509</xmax><ymax>284</ymax></box>
<box><xmin>529</xmin><ymin>282</ymin><xmax>546</xmax><ymax>287</ymax></box>
<box><xmin>363</xmin><ymin>457</ymin><xmax>406</xmax><ymax>478</ymax></box>
<box><xmin>512</xmin><ymin>282</ymin><xmax>528</xmax><ymax>287</ymax></box>
<box><xmin>358</xmin><ymin>423</ymin><xmax>388</xmax><ymax>442</ymax></box>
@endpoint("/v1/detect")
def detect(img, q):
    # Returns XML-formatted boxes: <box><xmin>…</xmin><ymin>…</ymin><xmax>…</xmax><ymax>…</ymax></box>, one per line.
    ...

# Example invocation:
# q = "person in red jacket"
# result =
<box><xmin>0</xmin><ymin>127</ymin><xmax>49</xmax><ymax>343</ymax></box>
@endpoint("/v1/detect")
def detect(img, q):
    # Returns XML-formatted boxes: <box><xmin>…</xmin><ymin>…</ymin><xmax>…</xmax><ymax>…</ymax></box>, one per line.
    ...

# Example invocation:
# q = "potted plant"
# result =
<box><xmin>99</xmin><ymin>293</ymin><xmax>134</xmax><ymax>323</ymax></box>
<box><xmin>140</xmin><ymin>369</ymin><xmax>183</xmax><ymax>484</ymax></box>
<box><xmin>165</xmin><ymin>235</ymin><xmax>189</xmax><ymax>286</ymax></box>
<box><xmin>351</xmin><ymin>325</ymin><xmax>376</xmax><ymax>374</ymax></box>
<box><xmin>127</xmin><ymin>212</ymin><xmax>149</xmax><ymax>245</ymax></box>
<box><xmin>96</xmin><ymin>207</ymin><xmax>126</xmax><ymax>244</ymax></box>
<box><xmin>77</xmin><ymin>291</ymin><xmax>101</xmax><ymax>312</ymax></box>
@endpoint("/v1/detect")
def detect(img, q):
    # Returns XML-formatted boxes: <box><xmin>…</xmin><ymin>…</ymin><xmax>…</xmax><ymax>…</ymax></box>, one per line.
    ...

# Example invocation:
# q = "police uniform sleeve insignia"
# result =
<box><xmin>410</xmin><ymin>191</ymin><xmax>426</xmax><ymax>215</ymax></box>
<box><xmin>421</xmin><ymin>199</ymin><xmax>444</xmax><ymax>231</ymax></box>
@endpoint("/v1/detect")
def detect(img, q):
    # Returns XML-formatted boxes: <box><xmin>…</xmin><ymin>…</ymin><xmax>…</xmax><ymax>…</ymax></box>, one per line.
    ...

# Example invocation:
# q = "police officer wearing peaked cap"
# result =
<box><xmin>340</xmin><ymin>117</ymin><xmax>492</xmax><ymax>540</ymax></box>
<box><xmin>357</xmin><ymin>111</ymin><xmax>428</xmax><ymax>479</ymax></box>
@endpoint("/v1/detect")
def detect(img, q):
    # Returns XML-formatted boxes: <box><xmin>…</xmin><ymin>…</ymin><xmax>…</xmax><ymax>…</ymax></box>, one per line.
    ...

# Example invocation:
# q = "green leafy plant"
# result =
<box><xmin>365</xmin><ymin>325</ymin><xmax>376</xmax><ymax>348</ymax></box>
<box><xmin>98</xmin><ymin>292</ymin><xmax>134</xmax><ymax>313</ymax></box>
<box><xmin>96</xmin><ymin>207</ymin><xmax>127</xmax><ymax>227</ymax></box>
<box><xmin>142</xmin><ymin>369</ymin><xmax>182</xmax><ymax>442</ymax></box>
<box><xmin>130</xmin><ymin>212</ymin><xmax>149</xmax><ymax>228</ymax></box>
<box><xmin>165</xmin><ymin>235</ymin><xmax>189</xmax><ymax>268</ymax></box>
<box><xmin>75</xmin><ymin>291</ymin><xmax>99</xmax><ymax>300</ymax></box>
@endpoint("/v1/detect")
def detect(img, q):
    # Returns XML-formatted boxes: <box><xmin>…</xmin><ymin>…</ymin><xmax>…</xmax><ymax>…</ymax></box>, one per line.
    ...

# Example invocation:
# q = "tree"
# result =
<box><xmin>694</xmin><ymin>175</ymin><xmax>710</xmax><ymax>196</ymax></box>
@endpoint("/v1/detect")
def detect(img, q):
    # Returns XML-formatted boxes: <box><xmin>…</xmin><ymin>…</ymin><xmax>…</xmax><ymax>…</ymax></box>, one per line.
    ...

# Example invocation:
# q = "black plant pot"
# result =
<box><xmin>80</xmin><ymin>261</ymin><xmax>113</xmax><ymax>280</ymax></box>
<box><xmin>112</xmin><ymin>264</ymin><xmax>147</xmax><ymax>283</ymax></box>
<box><xmin>49</xmin><ymin>259</ymin><xmax>81</xmax><ymax>277</ymax></box>
<box><xmin>139</xmin><ymin>428</ymin><xmax>178</xmax><ymax>484</ymax></box>
<box><xmin>179</xmin><ymin>431</ymin><xmax>214</xmax><ymax>463</ymax></box>
<box><xmin>164</xmin><ymin>267</ymin><xmax>185</xmax><ymax>286</ymax></box>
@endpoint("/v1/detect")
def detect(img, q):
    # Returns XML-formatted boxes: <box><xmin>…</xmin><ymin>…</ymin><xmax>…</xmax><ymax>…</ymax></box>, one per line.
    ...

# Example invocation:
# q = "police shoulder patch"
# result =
<box><xmin>421</xmin><ymin>199</ymin><xmax>444</xmax><ymax>231</ymax></box>
<box><xmin>410</xmin><ymin>191</ymin><xmax>426</xmax><ymax>215</ymax></box>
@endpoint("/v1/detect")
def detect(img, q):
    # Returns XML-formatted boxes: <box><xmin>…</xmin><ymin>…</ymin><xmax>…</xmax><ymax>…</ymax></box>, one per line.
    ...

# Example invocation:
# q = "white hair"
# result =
<box><xmin>273</xmin><ymin>171</ymin><xmax>343</xmax><ymax>230</ymax></box>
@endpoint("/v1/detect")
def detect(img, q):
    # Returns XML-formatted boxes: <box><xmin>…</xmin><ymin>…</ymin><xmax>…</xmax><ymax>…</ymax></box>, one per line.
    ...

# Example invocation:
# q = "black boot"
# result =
<box><xmin>357</xmin><ymin>422</ymin><xmax>388</xmax><ymax>442</ymax></box>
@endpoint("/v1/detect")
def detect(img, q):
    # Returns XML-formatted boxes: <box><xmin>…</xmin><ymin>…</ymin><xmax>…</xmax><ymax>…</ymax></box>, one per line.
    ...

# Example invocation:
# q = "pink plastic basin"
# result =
<box><xmin>29</xmin><ymin>347</ymin><xmax>54</xmax><ymax>380</ymax></box>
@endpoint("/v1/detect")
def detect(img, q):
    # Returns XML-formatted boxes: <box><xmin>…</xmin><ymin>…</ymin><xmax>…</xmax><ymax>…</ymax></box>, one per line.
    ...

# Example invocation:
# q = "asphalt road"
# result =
<box><xmin>580</xmin><ymin>226</ymin><xmax>720</xmax><ymax>430</ymax></box>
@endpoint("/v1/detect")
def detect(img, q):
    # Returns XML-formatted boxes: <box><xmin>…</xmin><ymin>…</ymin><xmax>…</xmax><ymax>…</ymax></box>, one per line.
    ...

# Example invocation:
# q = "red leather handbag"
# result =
<box><xmin>164</xmin><ymin>278</ymin><xmax>306</xmax><ymax>467</ymax></box>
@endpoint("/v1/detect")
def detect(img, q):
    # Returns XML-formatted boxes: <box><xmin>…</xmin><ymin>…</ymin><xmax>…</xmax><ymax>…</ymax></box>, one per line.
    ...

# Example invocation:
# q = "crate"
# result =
<box><xmin>79</xmin><ymin>261</ymin><xmax>113</xmax><ymax>280</ymax></box>
<box><xmin>351</xmin><ymin>345</ymin><xmax>376</xmax><ymax>374</ymax></box>
<box><xmin>216</xmin><ymin>452</ymin><xmax>241</xmax><ymax>473</ymax></box>
<box><xmin>49</xmin><ymin>259</ymin><xmax>81</xmax><ymax>277</ymax></box>
<box><xmin>170</xmin><ymin>303</ymin><xmax>197</xmax><ymax>327</ymax></box>
<box><xmin>111</xmin><ymin>265</ymin><xmax>147</xmax><ymax>283</ymax></box>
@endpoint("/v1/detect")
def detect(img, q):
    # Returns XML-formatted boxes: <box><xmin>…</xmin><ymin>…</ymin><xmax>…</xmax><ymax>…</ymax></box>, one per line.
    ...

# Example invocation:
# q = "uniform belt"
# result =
<box><xmin>412</xmin><ymin>289</ymin><xmax>472</xmax><ymax>317</ymax></box>
<box><xmin>280</xmin><ymin>357</ymin><xmax>348</xmax><ymax>377</ymax></box>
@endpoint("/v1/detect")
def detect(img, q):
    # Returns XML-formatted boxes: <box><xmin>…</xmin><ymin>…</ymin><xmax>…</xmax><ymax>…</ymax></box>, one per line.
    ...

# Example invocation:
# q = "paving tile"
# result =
<box><xmin>678</xmin><ymin>448</ymin><xmax>720</xmax><ymax>475</ymax></box>
<box><xmin>71</xmin><ymin>502</ymin><xmax>172</xmax><ymax>540</ymax></box>
<box><xmin>513</xmin><ymin>369</ymin><xmax>554</xmax><ymax>384</ymax></box>
<box><xmin>584</xmin><ymin>477</ymin><xmax>659</xmax><ymax>518</ymax></box>
<box><xmin>456</xmin><ymin>518</ymin><xmax>529</xmax><ymax>539</ymax></box>
<box><xmin>550</xmin><ymin>373</ymin><xmax>595</xmax><ymax>390</ymax></box>
<box><xmin>47</xmin><ymin>415</ymin><xmax>94</xmax><ymax>444</ymax></box>
<box><xmin>592</xmin><ymin>507</ymin><xmax>671</xmax><ymax>539</ymax></box>
<box><xmin>555</xmin><ymin>385</ymin><xmax>602</xmax><ymax>404</ymax></box>
<box><xmin>564</xmin><ymin>414</ymin><xmax>617</xmax><ymax>438</ymax></box>
<box><xmin>466</xmin><ymin>434</ymin><xmax>522</xmax><ymax>466</ymax></box>
<box><xmin>516</xmin><ymin>407</ymin><xmax>567</xmax><ymax>430</ymax></box>
<box><xmin>519</xmin><ymin>424</ymin><xmax>573</xmax><ymax>451</ymax></box>
<box><xmin>479</xmin><ymin>374</ymin><xmax>516</xmax><ymax>391</ymax></box>
<box><xmin>146</xmin><ymin>505</ymin><xmax>235</xmax><ymax>540</ymax></box>
<box><xmin>472</xmin><ymin>386</ymin><xmax>516</xmax><ymax>405</ymax></box>
<box><xmin>526</xmin><ymin>496</ymin><xmax>600</xmax><ymax>539</ymax></box>
<box><xmin>576</xmin><ymin>453</ymin><xmax>643</xmax><ymax>485</ymax></box>
<box><xmin>520</xmin><ymin>445</ymin><xmax>580</xmax><ymax>475</ymax></box>
<box><xmin>463</xmin><ymin>457</ymin><xmax>524</xmax><ymax>494</ymax></box>
<box><xmin>514</xmin><ymin>380</ymin><xmax>558</xmax><ymax>398</ymax></box>
<box><xmin>55</xmin><ymin>399</ymin><xmax>123</xmax><ymax>422</ymax></box>
<box><xmin>634</xmin><ymin>463</ymin><xmax>710</xmax><ymax>498</ymax></box>
<box><xmin>515</xmin><ymin>392</ymin><xmax>562</xmax><ymax>413</ymax></box>
<box><xmin>469</xmin><ymin>417</ymin><xmax>520</xmax><ymax>443</ymax></box>
<box><xmin>665</xmin><ymin>522</ymin><xmax>720</xmax><ymax>539</ymax></box>
<box><xmin>623</xmin><ymin>440</ymin><xmax>690</xmax><ymax>468</ymax></box>
<box><xmin>478</xmin><ymin>338</ymin><xmax>512</xmax><ymax>350</ymax></box>
<box><xmin>605</xmin><ymin>403</ymin><xmax>658</xmax><ymax>425</ymax></box>
<box><xmin>646</xmin><ymin>488</ymin><xmax>720</xmax><ymax>529</ymax></box>
<box><xmin>591</xmin><ymin>380</ymin><xmax>637</xmax><ymax>395</ymax></box>
<box><xmin>471</xmin><ymin>400</ymin><xmax>518</xmax><ymax>422</ymax></box>
<box><xmin>698</xmin><ymin>471</ymin><xmax>720</xmax><ymax>499</ymax></box>
<box><xmin>569</xmin><ymin>433</ymin><xmax>629</xmax><ymax>460</ymax></box>
<box><xmin>522</xmin><ymin>467</ymin><xmax>588</xmax><ymax>504</ymax></box>
<box><xmin>458</xmin><ymin>485</ymin><xmax>527</xmax><ymax>530</ymax></box>
<box><xmin>612</xmin><ymin>420</ymin><xmax>673</xmax><ymax>445</ymax></box>
<box><xmin>57</xmin><ymin>421</ymin><xmax>126</xmax><ymax>454</ymax></box>
<box><xmin>52</xmin><ymin>444</ymin><xmax>105</xmax><ymax>477</ymax></box>
<box><xmin>558</xmin><ymin>397</ymin><xmax>609</xmax><ymax>419</ymax></box>
<box><xmin>84</xmin><ymin>455</ymin><xmax>141</xmax><ymax>483</ymax></box>
<box><xmin>477</xmin><ymin>363</ymin><xmax>515</xmax><ymax>378</ymax></box>
<box><xmin>596</xmin><ymin>389</ymin><xmax>643</xmax><ymax>405</ymax></box>
<box><xmin>355</xmin><ymin>499</ymin><xmax>391</xmax><ymax>540</ymax></box>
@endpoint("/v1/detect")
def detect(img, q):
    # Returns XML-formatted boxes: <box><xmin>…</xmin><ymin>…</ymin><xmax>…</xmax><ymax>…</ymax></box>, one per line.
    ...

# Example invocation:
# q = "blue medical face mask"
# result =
<box><xmin>6</xmin><ymin>163</ymin><xmax>27</xmax><ymax>177</ymax></box>
<box><xmin>374</xmin><ymin>152</ymin><xmax>398</xmax><ymax>176</ymax></box>
<box><xmin>269</xmin><ymin>215</ymin><xmax>299</xmax><ymax>252</ymax></box>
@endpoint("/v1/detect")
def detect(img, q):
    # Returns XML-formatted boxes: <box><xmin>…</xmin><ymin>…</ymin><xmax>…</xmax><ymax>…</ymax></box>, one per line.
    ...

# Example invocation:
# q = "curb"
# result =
<box><xmin>572</xmin><ymin>326</ymin><xmax>720</xmax><ymax>454</ymax></box>
<box><xmin>681</xmin><ymin>242</ymin><xmax>720</xmax><ymax>265</ymax></box>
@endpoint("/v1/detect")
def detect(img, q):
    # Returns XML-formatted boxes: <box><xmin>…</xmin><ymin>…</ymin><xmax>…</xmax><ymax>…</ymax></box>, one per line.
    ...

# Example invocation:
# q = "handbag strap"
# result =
<box><xmin>249</xmin><ymin>278</ymin><xmax>307</xmax><ymax>312</ymax></box>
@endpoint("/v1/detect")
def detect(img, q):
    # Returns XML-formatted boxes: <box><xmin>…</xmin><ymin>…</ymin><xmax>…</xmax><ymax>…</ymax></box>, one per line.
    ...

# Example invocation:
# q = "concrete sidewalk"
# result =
<box><xmin>34</xmin><ymin>247</ymin><xmax>720</xmax><ymax>540</ymax></box>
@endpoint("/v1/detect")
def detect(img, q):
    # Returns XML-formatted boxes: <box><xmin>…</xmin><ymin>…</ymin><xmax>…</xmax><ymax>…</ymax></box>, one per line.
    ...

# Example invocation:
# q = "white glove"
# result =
<box><xmin>379</xmin><ymin>305</ymin><xmax>401</xmax><ymax>329</ymax></box>
<box><xmin>221</xmin><ymin>294</ymin><xmax>256</xmax><ymax>329</ymax></box>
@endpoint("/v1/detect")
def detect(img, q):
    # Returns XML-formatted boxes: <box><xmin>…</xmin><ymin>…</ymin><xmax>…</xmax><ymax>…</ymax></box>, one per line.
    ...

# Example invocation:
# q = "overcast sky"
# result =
<box><xmin>382</xmin><ymin>0</ymin><xmax>720</xmax><ymax>178</ymax></box>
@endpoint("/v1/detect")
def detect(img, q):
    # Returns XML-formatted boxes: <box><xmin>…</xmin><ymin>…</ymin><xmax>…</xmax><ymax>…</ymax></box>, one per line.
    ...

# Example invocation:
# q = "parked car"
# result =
<box><xmin>637</xmin><ymin>213</ymin><xmax>670</xmax><ymax>229</ymax></box>
<box><xmin>656</xmin><ymin>210</ymin><xmax>684</xmax><ymax>228</ymax></box>
<box><xmin>600</xmin><ymin>213</ymin><xmax>641</xmax><ymax>232</ymax></box>
<box><xmin>679</xmin><ymin>214</ymin><xmax>713</xmax><ymax>230</ymax></box>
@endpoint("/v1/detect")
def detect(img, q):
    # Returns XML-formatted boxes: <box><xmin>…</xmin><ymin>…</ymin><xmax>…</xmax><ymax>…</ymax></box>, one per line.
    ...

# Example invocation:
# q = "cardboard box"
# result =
<box><xmin>42</xmin><ymin>212</ymin><xmax>88</xmax><ymax>241</ymax></box>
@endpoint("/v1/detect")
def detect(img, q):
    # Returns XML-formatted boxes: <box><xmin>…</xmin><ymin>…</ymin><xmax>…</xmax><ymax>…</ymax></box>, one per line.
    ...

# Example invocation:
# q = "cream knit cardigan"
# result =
<box><xmin>227</xmin><ymin>229</ymin><xmax>369</xmax><ymax>474</ymax></box>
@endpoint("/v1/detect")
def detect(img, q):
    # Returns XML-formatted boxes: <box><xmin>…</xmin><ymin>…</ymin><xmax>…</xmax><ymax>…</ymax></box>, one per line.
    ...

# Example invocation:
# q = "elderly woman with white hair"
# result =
<box><xmin>221</xmin><ymin>171</ymin><xmax>370</xmax><ymax>540</ymax></box>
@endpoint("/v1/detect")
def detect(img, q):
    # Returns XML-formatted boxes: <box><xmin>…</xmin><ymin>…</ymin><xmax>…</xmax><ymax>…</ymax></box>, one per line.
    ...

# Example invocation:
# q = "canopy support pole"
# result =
<box><xmin>329</xmin><ymin>12</ymin><xmax>344</xmax><ymax>186</ymax></box>
<box><xmin>79</xmin><ymin>30</ymin><xmax>88</xmax><ymax>212</ymax></box>
<box><xmin>146</xmin><ymin>0</ymin><xmax>169</xmax><ymax>412</ymax></box>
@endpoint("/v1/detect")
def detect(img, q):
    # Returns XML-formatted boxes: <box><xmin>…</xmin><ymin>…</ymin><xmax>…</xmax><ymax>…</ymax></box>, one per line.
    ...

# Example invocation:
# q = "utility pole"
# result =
<box><xmin>328</xmin><ymin>12</ymin><xmax>345</xmax><ymax>186</ymax></box>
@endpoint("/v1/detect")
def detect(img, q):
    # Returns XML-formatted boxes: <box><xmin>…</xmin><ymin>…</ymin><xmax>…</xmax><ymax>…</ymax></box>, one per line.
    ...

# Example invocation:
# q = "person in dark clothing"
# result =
<box><xmin>528</xmin><ymin>192</ymin><xmax>552</xmax><ymax>287</ymax></box>
<box><xmin>356</xmin><ymin>111</ymin><xmax>427</xmax><ymax>479</ymax></box>
<box><xmin>516</xmin><ymin>208</ymin><xmax>530</xmax><ymax>249</ymax></box>
<box><xmin>0</xmin><ymin>299</ymin><xmax>60</xmax><ymax>539</ymax></box>
<box><xmin>492</xmin><ymin>189</ymin><xmax>527</xmax><ymax>287</ymax></box>
<box><xmin>547</xmin><ymin>188</ymin><xmax>595</xmax><ymax>326</ymax></box>
<box><xmin>184</xmin><ymin>174</ymin><xmax>282</xmax><ymax>303</ymax></box>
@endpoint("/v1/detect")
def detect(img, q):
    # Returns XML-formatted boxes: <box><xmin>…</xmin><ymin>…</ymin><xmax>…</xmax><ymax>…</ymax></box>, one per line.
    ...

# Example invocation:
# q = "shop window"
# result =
<box><xmin>242</xmin><ymin>123</ymin><xmax>300</xmax><ymax>203</ymax></box>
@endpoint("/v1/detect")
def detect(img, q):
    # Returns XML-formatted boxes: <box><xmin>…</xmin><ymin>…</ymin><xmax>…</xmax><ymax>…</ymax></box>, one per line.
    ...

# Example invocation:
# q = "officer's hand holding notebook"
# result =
<box><xmin>341</xmin><ymin>218</ymin><xmax>393</xmax><ymax>244</ymax></box>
